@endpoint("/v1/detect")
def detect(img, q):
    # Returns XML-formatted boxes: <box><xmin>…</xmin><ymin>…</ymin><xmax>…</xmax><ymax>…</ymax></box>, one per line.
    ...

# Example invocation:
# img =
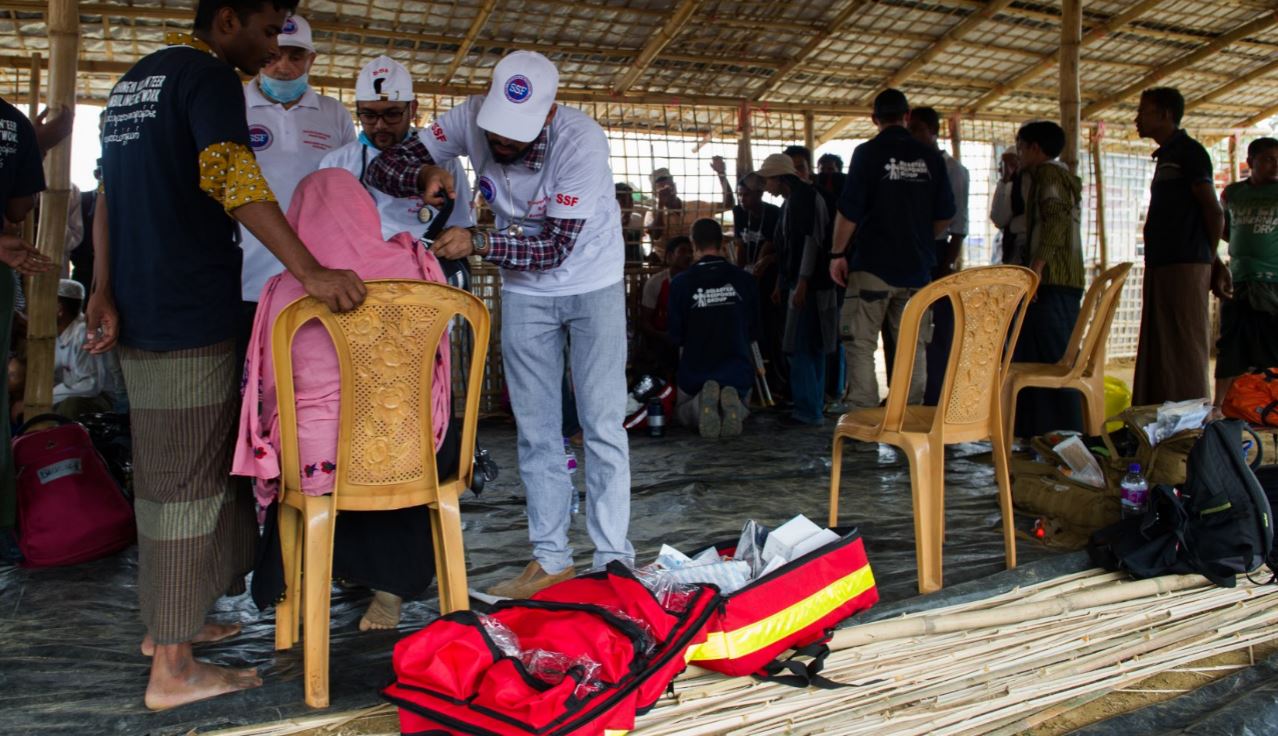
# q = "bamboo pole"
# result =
<box><xmin>829</xmin><ymin>574</ymin><xmax>1211</xmax><ymax>650</ymax></box>
<box><xmin>21</xmin><ymin>52</ymin><xmax>39</xmax><ymax>247</ymax></box>
<box><xmin>22</xmin><ymin>0</ymin><xmax>77</xmax><ymax>418</ymax></box>
<box><xmin>803</xmin><ymin>109</ymin><xmax>814</xmax><ymax>154</ymax></box>
<box><xmin>1091</xmin><ymin>127</ymin><xmax>1108</xmax><ymax>270</ymax></box>
<box><xmin>735</xmin><ymin>100</ymin><xmax>752</xmax><ymax>180</ymax></box>
<box><xmin>1060</xmin><ymin>0</ymin><xmax>1082</xmax><ymax>175</ymax></box>
<box><xmin>1228</xmin><ymin>133</ymin><xmax>1239</xmax><ymax>183</ymax></box>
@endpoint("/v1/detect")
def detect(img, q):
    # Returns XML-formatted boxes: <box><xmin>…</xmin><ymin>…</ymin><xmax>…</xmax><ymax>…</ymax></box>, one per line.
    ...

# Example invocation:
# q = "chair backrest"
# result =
<box><xmin>1059</xmin><ymin>262</ymin><xmax>1133</xmax><ymax>380</ymax></box>
<box><xmin>272</xmin><ymin>280</ymin><xmax>491</xmax><ymax>507</ymax></box>
<box><xmin>883</xmin><ymin>265</ymin><xmax>1038</xmax><ymax>435</ymax></box>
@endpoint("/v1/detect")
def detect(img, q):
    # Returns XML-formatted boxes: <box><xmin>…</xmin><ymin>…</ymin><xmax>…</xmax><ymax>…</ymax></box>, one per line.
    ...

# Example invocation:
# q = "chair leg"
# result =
<box><xmin>990</xmin><ymin>421</ymin><xmax>1018</xmax><ymax>571</ymax></box>
<box><xmin>903</xmin><ymin>441</ymin><xmax>942</xmax><ymax>594</ymax></box>
<box><xmin>275</xmin><ymin>500</ymin><xmax>302</xmax><ymax>651</ymax></box>
<box><xmin>1080</xmin><ymin>380</ymin><xmax>1105</xmax><ymax>436</ymax></box>
<box><xmin>828</xmin><ymin>434</ymin><xmax>845</xmax><ymax>528</ymax></box>
<box><xmin>432</xmin><ymin>494</ymin><xmax>469</xmax><ymax>614</ymax></box>
<box><xmin>1005</xmin><ymin>381</ymin><xmax>1022</xmax><ymax>448</ymax></box>
<box><xmin>301</xmin><ymin>494</ymin><xmax>336</xmax><ymax>709</ymax></box>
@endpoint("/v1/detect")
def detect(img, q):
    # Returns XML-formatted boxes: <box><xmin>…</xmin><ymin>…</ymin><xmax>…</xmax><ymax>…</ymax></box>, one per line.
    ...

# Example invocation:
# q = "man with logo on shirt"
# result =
<box><xmin>829</xmin><ymin>89</ymin><xmax>955</xmax><ymax>410</ymax></box>
<box><xmin>667</xmin><ymin>218</ymin><xmax>759</xmax><ymax>439</ymax></box>
<box><xmin>1132</xmin><ymin>87</ymin><xmax>1228</xmax><ymax>405</ymax></box>
<box><xmin>1215</xmin><ymin>136</ymin><xmax>1278</xmax><ymax>406</ymax></box>
<box><xmin>364</xmin><ymin>50</ymin><xmax>632</xmax><ymax>600</ymax></box>
<box><xmin>86</xmin><ymin>0</ymin><xmax>365</xmax><ymax>710</ymax></box>
<box><xmin>320</xmin><ymin>56</ymin><xmax>473</xmax><ymax>264</ymax></box>
<box><xmin>238</xmin><ymin>14</ymin><xmax>356</xmax><ymax>353</ymax></box>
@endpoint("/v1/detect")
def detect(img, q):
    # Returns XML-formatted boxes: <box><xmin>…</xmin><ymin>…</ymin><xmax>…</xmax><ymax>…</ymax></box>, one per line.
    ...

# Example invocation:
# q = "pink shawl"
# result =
<box><xmin>231</xmin><ymin>168</ymin><xmax>451</xmax><ymax>505</ymax></box>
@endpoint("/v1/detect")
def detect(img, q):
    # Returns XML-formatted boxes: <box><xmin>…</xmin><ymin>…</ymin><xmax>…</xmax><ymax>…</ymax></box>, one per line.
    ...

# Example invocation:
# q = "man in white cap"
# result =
<box><xmin>365</xmin><ymin>50</ymin><xmax>632</xmax><ymax>599</ymax></box>
<box><xmin>51</xmin><ymin>278</ymin><xmax>113</xmax><ymax>418</ymax></box>
<box><xmin>238</xmin><ymin>13</ymin><xmax>356</xmax><ymax>351</ymax></box>
<box><xmin>320</xmin><ymin>56</ymin><xmax>473</xmax><ymax>269</ymax></box>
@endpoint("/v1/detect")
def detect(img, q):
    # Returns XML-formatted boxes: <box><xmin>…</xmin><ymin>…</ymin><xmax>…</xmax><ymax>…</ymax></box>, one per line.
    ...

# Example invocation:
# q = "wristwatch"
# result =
<box><xmin>470</xmin><ymin>229</ymin><xmax>490</xmax><ymax>256</ymax></box>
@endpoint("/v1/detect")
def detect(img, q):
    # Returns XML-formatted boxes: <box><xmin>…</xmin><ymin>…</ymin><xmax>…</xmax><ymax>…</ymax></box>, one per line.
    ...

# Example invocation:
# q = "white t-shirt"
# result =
<box><xmin>239</xmin><ymin>82</ymin><xmax>357</xmax><ymax>301</ymax></box>
<box><xmin>320</xmin><ymin>136</ymin><xmax>474</xmax><ymax>241</ymax></box>
<box><xmin>420</xmin><ymin>96</ymin><xmax>623</xmax><ymax>297</ymax></box>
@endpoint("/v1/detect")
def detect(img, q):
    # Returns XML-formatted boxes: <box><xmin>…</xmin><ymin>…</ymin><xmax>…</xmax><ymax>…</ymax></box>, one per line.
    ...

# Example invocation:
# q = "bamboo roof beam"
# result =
<box><xmin>611</xmin><ymin>0</ymin><xmax>705</xmax><ymax>95</ymax></box>
<box><xmin>747</xmin><ymin>0</ymin><xmax>875</xmax><ymax>98</ymax></box>
<box><xmin>1237</xmin><ymin>101</ymin><xmax>1278</xmax><ymax>129</ymax></box>
<box><xmin>968</xmin><ymin>0</ymin><xmax>1165</xmax><ymax>113</ymax></box>
<box><xmin>1184</xmin><ymin>57</ymin><xmax>1278</xmax><ymax>113</ymax></box>
<box><xmin>1081</xmin><ymin>9</ymin><xmax>1278</xmax><ymax>119</ymax></box>
<box><xmin>439</xmin><ymin>0</ymin><xmax>496</xmax><ymax>85</ymax></box>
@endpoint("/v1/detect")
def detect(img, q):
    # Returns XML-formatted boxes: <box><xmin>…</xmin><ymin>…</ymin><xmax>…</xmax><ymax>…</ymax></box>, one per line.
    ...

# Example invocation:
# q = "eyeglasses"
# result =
<box><xmin>356</xmin><ymin>106</ymin><xmax>410</xmax><ymax>125</ymax></box>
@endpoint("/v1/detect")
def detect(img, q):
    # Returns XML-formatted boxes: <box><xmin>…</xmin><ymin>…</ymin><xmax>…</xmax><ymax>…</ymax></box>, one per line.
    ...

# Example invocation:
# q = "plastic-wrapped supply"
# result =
<box><xmin>631</xmin><ymin>563</ymin><xmax>701</xmax><ymax>612</ymax></box>
<box><xmin>734</xmin><ymin>519</ymin><xmax>769</xmax><ymax>577</ymax></box>
<box><xmin>599</xmin><ymin>606</ymin><xmax>658</xmax><ymax>657</ymax></box>
<box><xmin>478</xmin><ymin>614</ymin><xmax>522</xmax><ymax>657</ymax></box>
<box><xmin>519</xmin><ymin>650</ymin><xmax>603</xmax><ymax>700</ymax></box>
<box><xmin>478</xmin><ymin>614</ymin><xmax>605</xmax><ymax>699</ymax></box>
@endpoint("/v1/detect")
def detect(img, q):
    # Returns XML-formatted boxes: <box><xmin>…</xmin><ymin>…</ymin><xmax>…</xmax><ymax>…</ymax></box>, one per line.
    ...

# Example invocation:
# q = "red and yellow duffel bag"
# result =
<box><xmin>383</xmin><ymin>563</ymin><xmax>719</xmax><ymax>736</ymax></box>
<box><xmin>687</xmin><ymin>527</ymin><xmax>878</xmax><ymax>684</ymax></box>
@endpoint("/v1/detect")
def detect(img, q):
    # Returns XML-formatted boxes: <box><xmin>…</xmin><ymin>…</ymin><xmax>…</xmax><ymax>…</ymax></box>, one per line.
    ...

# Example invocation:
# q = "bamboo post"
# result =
<box><xmin>1090</xmin><ymin>126</ymin><xmax>1108</xmax><ymax>271</ymax></box>
<box><xmin>948</xmin><ymin>113</ymin><xmax>962</xmax><ymax>162</ymax></box>
<box><xmin>1228</xmin><ymin>133</ymin><xmax>1239</xmax><ymax>182</ymax></box>
<box><xmin>22</xmin><ymin>53</ymin><xmax>39</xmax><ymax>246</ymax></box>
<box><xmin>23</xmin><ymin>0</ymin><xmax>78</xmax><ymax>418</ymax></box>
<box><xmin>1060</xmin><ymin>0</ymin><xmax>1082</xmax><ymax>174</ymax></box>
<box><xmin>803</xmin><ymin>109</ymin><xmax>815</xmax><ymax>154</ymax></box>
<box><xmin>735</xmin><ymin>100</ymin><xmax>752</xmax><ymax>180</ymax></box>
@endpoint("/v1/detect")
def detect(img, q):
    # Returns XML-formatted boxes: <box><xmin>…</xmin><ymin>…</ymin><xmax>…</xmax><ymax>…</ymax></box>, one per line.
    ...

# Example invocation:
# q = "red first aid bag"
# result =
<box><xmin>687</xmin><ymin>527</ymin><xmax>878</xmax><ymax>683</ymax></box>
<box><xmin>383</xmin><ymin>563</ymin><xmax>719</xmax><ymax>736</ymax></box>
<box><xmin>12</xmin><ymin>414</ymin><xmax>135</xmax><ymax>567</ymax></box>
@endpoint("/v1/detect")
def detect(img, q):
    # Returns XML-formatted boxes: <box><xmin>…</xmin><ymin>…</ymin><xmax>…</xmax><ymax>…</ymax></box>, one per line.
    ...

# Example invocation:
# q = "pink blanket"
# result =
<box><xmin>232</xmin><ymin>168</ymin><xmax>450</xmax><ymax>505</ymax></box>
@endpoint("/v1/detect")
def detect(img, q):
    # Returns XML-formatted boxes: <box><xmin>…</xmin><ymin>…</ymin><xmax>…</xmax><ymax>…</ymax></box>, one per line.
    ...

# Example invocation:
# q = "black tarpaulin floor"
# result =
<box><xmin>1</xmin><ymin>412</ymin><xmax>1065</xmax><ymax>735</ymax></box>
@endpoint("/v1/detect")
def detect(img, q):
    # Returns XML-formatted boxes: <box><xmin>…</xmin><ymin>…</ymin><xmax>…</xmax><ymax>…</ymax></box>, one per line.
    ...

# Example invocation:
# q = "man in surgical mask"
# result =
<box><xmin>237</xmin><ymin>14</ymin><xmax>356</xmax><ymax>359</ymax></box>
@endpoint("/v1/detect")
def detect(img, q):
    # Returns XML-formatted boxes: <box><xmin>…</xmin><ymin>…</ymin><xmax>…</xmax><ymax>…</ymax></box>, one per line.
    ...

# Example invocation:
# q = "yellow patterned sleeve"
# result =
<box><xmin>197</xmin><ymin>141</ymin><xmax>276</xmax><ymax>213</ymax></box>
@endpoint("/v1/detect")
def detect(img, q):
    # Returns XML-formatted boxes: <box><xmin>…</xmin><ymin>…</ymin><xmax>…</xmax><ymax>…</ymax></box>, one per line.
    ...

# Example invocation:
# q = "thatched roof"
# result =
<box><xmin>3</xmin><ymin>0</ymin><xmax>1277</xmax><ymax>142</ymax></box>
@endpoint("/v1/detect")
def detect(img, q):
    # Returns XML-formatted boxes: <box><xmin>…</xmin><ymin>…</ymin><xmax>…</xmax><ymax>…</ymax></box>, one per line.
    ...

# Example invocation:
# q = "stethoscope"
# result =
<box><xmin>480</xmin><ymin>128</ymin><xmax>555</xmax><ymax>238</ymax></box>
<box><xmin>357</xmin><ymin>130</ymin><xmax>440</xmax><ymax>227</ymax></box>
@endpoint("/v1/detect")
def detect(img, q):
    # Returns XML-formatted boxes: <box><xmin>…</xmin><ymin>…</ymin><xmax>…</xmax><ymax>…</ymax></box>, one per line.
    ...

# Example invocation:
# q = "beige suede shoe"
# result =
<box><xmin>485</xmin><ymin>561</ymin><xmax>576</xmax><ymax>599</ymax></box>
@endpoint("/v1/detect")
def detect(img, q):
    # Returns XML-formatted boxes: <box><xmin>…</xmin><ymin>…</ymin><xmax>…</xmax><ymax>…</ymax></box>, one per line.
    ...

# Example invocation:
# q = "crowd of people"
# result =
<box><xmin>1</xmin><ymin>0</ymin><xmax>1276</xmax><ymax>714</ymax></box>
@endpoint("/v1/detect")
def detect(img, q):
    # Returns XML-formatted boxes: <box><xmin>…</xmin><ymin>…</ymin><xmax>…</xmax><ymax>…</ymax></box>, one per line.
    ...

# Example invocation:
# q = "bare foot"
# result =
<box><xmin>359</xmin><ymin>590</ymin><xmax>403</xmax><ymax>631</ymax></box>
<box><xmin>145</xmin><ymin>643</ymin><xmax>262</xmax><ymax>711</ymax></box>
<box><xmin>141</xmin><ymin>622</ymin><xmax>241</xmax><ymax>657</ymax></box>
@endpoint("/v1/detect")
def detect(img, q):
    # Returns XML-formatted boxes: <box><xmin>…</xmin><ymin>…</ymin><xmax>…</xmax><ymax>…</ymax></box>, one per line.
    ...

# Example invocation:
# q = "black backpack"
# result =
<box><xmin>1088</xmin><ymin>420</ymin><xmax>1275</xmax><ymax>587</ymax></box>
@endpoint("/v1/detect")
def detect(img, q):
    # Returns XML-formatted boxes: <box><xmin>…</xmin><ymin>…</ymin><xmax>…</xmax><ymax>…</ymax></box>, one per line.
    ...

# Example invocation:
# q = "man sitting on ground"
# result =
<box><xmin>51</xmin><ymin>279</ymin><xmax>112</xmax><ymax>419</ymax></box>
<box><xmin>668</xmin><ymin>218</ymin><xmax>759</xmax><ymax>438</ymax></box>
<box><xmin>638</xmin><ymin>236</ymin><xmax>693</xmax><ymax>381</ymax></box>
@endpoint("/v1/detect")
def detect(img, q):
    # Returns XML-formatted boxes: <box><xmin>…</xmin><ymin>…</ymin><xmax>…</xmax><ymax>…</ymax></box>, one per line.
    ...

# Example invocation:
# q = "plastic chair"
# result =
<box><xmin>827</xmin><ymin>266</ymin><xmax>1037</xmax><ymax>594</ymax></box>
<box><xmin>271</xmin><ymin>280</ymin><xmax>490</xmax><ymax>708</ymax></box>
<box><xmin>1005</xmin><ymin>262</ymin><xmax>1133</xmax><ymax>438</ymax></box>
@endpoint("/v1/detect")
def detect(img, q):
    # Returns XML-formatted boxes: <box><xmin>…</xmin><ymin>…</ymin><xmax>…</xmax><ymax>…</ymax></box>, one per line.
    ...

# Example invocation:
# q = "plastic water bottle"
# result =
<box><xmin>647</xmin><ymin>398</ymin><xmax>665</xmax><ymax>438</ymax></box>
<box><xmin>1120</xmin><ymin>463</ymin><xmax>1149</xmax><ymax>519</ymax></box>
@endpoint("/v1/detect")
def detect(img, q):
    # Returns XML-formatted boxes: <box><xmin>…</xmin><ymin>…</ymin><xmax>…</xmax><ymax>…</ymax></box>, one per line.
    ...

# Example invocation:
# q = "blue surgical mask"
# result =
<box><xmin>358</xmin><ymin>129</ymin><xmax>414</xmax><ymax>149</ymax></box>
<box><xmin>259</xmin><ymin>73</ymin><xmax>308</xmax><ymax>104</ymax></box>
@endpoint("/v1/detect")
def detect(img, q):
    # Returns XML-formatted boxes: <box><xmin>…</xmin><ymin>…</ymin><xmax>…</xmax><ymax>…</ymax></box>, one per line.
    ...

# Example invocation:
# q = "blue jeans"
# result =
<box><xmin>787</xmin><ymin>296</ymin><xmax>826</xmax><ymax>425</ymax></box>
<box><xmin>501</xmin><ymin>282</ymin><xmax>634</xmax><ymax>572</ymax></box>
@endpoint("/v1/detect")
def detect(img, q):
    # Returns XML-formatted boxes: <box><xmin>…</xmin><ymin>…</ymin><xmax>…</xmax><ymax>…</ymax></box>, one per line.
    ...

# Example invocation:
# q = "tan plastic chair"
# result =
<box><xmin>1005</xmin><ymin>262</ymin><xmax>1133</xmax><ymax>438</ymax></box>
<box><xmin>270</xmin><ymin>280</ymin><xmax>490</xmax><ymax>708</ymax></box>
<box><xmin>827</xmin><ymin>266</ymin><xmax>1037</xmax><ymax>594</ymax></box>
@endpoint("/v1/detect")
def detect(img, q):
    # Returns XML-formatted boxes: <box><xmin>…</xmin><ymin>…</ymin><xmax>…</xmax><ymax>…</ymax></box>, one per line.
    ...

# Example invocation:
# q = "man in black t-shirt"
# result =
<box><xmin>1131</xmin><ymin>87</ymin><xmax>1229</xmax><ymax>405</ymax></box>
<box><xmin>86</xmin><ymin>0</ymin><xmax>366</xmax><ymax>711</ymax></box>
<box><xmin>668</xmin><ymin>219</ymin><xmax>760</xmax><ymax>438</ymax></box>
<box><xmin>0</xmin><ymin>97</ymin><xmax>58</xmax><ymax>560</ymax></box>
<box><xmin>731</xmin><ymin>172</ymin><xmax>779</xmax><ymax>268</ymax></box>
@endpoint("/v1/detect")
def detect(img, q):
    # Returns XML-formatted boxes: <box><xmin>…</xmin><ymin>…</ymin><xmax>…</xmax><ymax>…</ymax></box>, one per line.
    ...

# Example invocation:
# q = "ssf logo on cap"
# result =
<box><xmin>477</xmin><ymin>50</ymin><xmax>558</xmax><ymax>143</ymax></box>
<box><xmin>277</xmin><ymin>14</ymin><xmax>314</xmax><ymax>52</ymax></box>
<box><xmin>355</xmin><ymin>54</ymin><xmax>414</xmax><ymax>102</ymax></box>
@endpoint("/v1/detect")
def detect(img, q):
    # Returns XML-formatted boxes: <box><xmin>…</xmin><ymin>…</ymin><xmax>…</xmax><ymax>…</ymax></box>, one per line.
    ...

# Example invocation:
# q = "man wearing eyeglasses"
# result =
<box><xmin>320</xmin><ymin>56</ymin><xmax>473</xmax><ymax>263</ymax></box>
<box><xmin>237</xmin><ymin>14</ymin><xmax>356</xmax><ymax>354</ymax></box>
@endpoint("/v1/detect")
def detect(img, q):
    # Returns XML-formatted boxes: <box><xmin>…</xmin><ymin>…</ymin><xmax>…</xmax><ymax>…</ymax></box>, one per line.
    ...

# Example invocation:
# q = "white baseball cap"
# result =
<box><xmin>355</xmin><ymin>55</ymin><xmax>414</xmax><ymax>101</ymax></box>
<box><xmin>278</xmin><ymin>15</ymin><xmax>314</xmax><ymax>52</ymax></box>
<box><xmin>476</xmin><ymin>50</ymin><xmax>559</xmax><ymax>143</ymax></box>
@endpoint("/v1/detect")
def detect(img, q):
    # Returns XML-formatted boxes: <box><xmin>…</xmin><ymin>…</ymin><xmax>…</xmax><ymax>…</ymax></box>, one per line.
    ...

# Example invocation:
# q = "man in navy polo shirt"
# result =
<box><xmin>829</xmin><ymin>89</ymin><xmax>954</xmax><ymax>409</ymax></box>
<box><xmin>667</xmin><ymin>218</ymin><xmax>759</xmax><ymax>438</ymax></box>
